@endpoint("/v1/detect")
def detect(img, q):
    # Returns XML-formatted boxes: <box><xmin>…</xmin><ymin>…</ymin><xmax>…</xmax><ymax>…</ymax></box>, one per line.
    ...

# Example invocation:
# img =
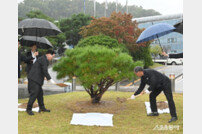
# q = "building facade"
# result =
<box><xmin>133</xmin><ymin>13</ymin><xmax>183</xmax><ymax>54</ymax></box>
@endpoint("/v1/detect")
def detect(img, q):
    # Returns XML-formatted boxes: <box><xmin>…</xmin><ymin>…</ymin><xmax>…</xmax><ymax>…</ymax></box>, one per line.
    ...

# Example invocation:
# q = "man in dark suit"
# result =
<box><xmin>25</xmin><ymin>44</ymin><xmax>39</xmax><ymax>75</ymax></box>
<box><xmin>130</xmin><ymin>66</ymin><xmax>178</xmax><ymax>123</ymax></box>
<box><xmin>26</xmin><ymin>50</ymin><xmax>56</xmax><ymax>115</ymax></box>
<box><xmin>18</xmin><ymin>41</ymin><xmax>34</xmax><ymax>79</ymax></box>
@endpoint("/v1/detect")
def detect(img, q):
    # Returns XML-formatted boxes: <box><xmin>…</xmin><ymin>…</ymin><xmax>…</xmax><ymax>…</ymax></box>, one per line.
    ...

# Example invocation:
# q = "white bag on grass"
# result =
<box><xmin>70</xmin><ymin>113</ymin><xmax>113</xmax><ymax>126</ymax></box>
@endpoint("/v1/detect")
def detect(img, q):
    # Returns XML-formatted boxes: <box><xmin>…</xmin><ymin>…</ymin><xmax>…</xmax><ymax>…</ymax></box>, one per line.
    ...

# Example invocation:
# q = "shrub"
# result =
<box><xmin>77</xmin><ymin>35</ymin><xmax>129</xmax><ymax>53</ymax></box>
<box><xmin>53</xmin><ymin>45</ymin><xmax>143</xmax><ymax>103</ymax></box>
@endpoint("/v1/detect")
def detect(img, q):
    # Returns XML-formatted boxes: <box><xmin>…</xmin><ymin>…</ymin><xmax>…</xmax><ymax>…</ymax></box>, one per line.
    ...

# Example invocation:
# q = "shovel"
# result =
<box><xmin>55</xmin><ymin>83</ymin><xmax>68</xmax><ymax>87</ymax></box>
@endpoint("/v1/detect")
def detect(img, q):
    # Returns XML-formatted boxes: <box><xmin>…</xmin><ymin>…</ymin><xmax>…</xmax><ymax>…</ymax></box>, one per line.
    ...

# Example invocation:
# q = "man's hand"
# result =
<box><xmin>127</xmin><ymin>90</ymin><xmax>146</xmax><ymax>100</ymax></box>
<box><xmin>145</xmin><ymin>89</ymin><xmax>150</xmax><ymax>94</ymax></box>
<box><xmin>48</xmin><ymin>79</ymin><xmax>56</xmax><ymax>84</ymax></box>
<box><xmin>127</xmin><ymin>95</ymin><xmax>135</xmax><ymax>100</ymax></box>
<box><xmin>33</xmin><ymin>51</ymin><xmax>39</xmax><ymax>57</ymax></box>
<box><xmin>130</xmin><ymin>95</ymin><xmax>135</xmax><ymax>99</ymax></box>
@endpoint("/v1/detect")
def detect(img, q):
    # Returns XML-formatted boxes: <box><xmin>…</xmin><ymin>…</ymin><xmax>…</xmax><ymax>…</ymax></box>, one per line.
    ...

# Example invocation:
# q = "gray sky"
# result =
<box><xmin>96</xmin><ymin>0</ymin><xmax>183</xmax><ymax>15</ymax></box>
<box><xmin>18</xmin><ymin>0</ymin><xmax>183</xmax><ymax>15</ymax></box>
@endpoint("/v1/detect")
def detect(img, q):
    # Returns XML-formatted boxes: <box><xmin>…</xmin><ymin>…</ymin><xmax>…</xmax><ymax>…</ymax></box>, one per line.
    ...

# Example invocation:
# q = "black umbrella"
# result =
<box><xmin>174</xmin><ymin>20</ymin><xmax>183</xmax><ymax>34</ymax></box>
<box><xmin>18</xmin><ymin>18</ymin><xmax>62</xmax><ymax>37</ymax></box>
<box><xmin>20</xmin><ymin>36</ymin><xmax>53</xmax><ymax>49</ymax></box>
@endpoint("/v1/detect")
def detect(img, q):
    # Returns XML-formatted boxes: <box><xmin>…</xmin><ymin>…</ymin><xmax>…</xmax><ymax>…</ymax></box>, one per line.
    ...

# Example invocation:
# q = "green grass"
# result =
<box><xmin>149</xmin><ymin>63</ymin><xmax>163</xmax><ymax>69</ymax></box>
<box><xmin>18</xmin><ymin>91</ymin><xmax>183</xmax><ymax>134</ymax></box>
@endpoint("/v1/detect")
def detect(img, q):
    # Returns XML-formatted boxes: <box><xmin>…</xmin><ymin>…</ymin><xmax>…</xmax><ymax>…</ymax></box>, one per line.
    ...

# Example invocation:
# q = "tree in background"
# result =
<box><xmin>46</xmin><ymin>33</ymin><xmax>66</xmax><ymax>55</ymax></box>
<box><xmin>150</xmin><ymin>45</ymin><xmax>162</xmax><ymax>61</ymax></box>
<box><xmin>80</xmin><ymin>12</ymin><xmax>153</xmax><ymax>68</ymax></box>
<box><xmin>59</xmin><ymin>13</ymin><xmax>92</xmax><ymax>47</ymax></box>
<box><xmin>53</xmin><ymin>45</ymin><xmax>143</xmax><ymax>103</ymax></box>
<box><xmin>18</xmin><ymin>17</ymin><xmax>24</xmax><ymax>23</ymax></box>
<box><xmin>26</xmin><ymin>10</ymin><xmax>55</xmax><ymax>22</ymax></box>
<box><xmin>18</xmin><ymin>0</ymin><xmax>161</xmax><ymax>20</ymax></box>
<box><xmin>132</xmin><ymin>45</ymin><xmax>153</xmax><ymax>68</ymax></box>
<box><xmin>77</xmin><ymin>35</ymin><xmax>128</xmax><ymax>53</ymax></box>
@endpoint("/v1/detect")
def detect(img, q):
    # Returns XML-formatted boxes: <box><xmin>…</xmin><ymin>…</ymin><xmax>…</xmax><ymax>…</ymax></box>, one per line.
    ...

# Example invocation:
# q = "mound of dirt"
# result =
<box><xmin>116</xmin><ymin>97</ymin><xmax>127</xmax><ymax>103</ymax></box>
<box><xmin>67</xmin><ymin>100</ymin><xmax>126</xmax><ymax>114</ymax></box>
<box><xmin>157</xmin><ymin>101</ymin><xmax>168</xmax><ymax>110</ymax></box>
<box><xmin>18</xmin><ymin>103</ymin><xmax>38</xmax><ymax>109</ymax></box>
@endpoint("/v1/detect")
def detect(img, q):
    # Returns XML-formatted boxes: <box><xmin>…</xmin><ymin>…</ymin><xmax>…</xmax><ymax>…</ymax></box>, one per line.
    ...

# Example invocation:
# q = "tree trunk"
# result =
<box><xmin>89</xmin><ymin>79</ymin><xmax>114</xmax><ymax>104</ymax></box>
<box><xmin>91</xmin><ymin>93</ymin><xmax>103</xmax><ymax>104</ymax></box>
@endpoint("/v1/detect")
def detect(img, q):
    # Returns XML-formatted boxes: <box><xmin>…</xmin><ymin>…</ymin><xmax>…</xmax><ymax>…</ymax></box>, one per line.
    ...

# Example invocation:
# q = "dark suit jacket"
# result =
<box><xmin>18</xmin><ymin>50</ymin><xmax>34</xmax><ymax>78</ymax></box>
<box><xmin>25</xmin><ymin>51</ymin><xmax>40</xmax><ymax>74</ymax></box>
<box><xmin>28</xmin><ymin>55</ymin><xmax>51</xmax><ymax>86</ymax></box>
<box><xmin>134</xmin><ymin>69</ymin><xmax>170</xmax><ymax>95</ymax></box>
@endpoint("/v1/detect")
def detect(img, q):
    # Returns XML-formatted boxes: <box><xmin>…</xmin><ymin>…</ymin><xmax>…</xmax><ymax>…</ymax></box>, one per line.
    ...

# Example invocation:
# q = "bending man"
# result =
<box><xmin>130</xmin><ymin>66</ymin><xmax>177</xmax><ymax>123</ymax></box>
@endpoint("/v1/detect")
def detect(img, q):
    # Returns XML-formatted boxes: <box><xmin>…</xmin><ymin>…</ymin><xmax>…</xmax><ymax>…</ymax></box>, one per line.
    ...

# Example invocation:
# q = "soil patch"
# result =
<box><xmin>157</xmin><ymin>101</ymin><xmax>168</xmax><ymax>110</ymax></box>
<box><xmin>18</xmin><ymin>103</ymin><xmax>38</xmax><ymax>109</ymax></box>
<box><xmin>67</xmin><ymin>99</ymin><xmax>126</xmax><ymax>114</ymax></box>
<box><xmin>116</xmin><ymin>97</ymin><xmax>127</xmax><ymax>103</ymax></box>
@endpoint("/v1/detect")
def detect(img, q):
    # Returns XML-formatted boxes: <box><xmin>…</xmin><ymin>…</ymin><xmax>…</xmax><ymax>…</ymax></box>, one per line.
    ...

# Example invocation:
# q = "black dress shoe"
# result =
<box><xmin>168</xmin><ymin>117</ymin><xmax>178</xmax><ymax>123</ymax></box>
<box><xmin>38</xmin><ymin>108</ymin><xmax>51</xmax><ymax>113</ymax></box>
<box><xmin>147</xmin><ymin>112</ymin><xmax>159</xmax><ymax>116</ymax></box>
<box><xmin>26</xmin><ymin>110</ymin><xmax>34</xmax><ymax>115</ymax></box>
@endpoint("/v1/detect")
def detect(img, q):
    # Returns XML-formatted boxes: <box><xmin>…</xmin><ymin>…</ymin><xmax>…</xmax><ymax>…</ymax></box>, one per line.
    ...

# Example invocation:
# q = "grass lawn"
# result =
<box><xmin>149</xmin><ymin>63</ymin><xmax>164</xmax><ymax>69</ymax></box>
<box><xmin>18</xmin><ymin>91</ymin><xmax>183</xmax><ymax>134</ymax></box>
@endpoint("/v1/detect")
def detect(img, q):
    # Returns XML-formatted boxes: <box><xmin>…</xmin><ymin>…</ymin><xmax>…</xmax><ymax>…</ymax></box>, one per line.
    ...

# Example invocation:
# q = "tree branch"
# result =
<box><xmin>84</xmin><ymin>88</ymin><xmax>91</xmax><ymax>96</ymax></box>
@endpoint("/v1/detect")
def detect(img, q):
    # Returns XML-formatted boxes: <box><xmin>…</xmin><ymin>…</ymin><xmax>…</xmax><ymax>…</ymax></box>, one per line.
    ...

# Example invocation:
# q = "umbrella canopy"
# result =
<box><xmin>18</xmin><ymin>18</ymin><xmax>62</xmax><ymax>37</ymax></box>
<box><xmin>19</xmin><ymin>36</ymin><xmax>53</xmax><ymax>49</ymax></box>
<box><xmin>174</xmin><ymin>21</ymin><xmax>183</xmax><ymax>34</ymax></box>
<box><xmin>136</xmin><ymin>23</ymin><xmax>176</xmax><ymax>43</ymax></box>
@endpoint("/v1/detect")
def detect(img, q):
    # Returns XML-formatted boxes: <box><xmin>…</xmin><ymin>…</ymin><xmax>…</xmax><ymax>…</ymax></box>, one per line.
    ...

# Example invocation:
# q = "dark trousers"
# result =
<box><xmin>27</xmin><ymin>79</ymin><xmax>45</xmax><ymax>110</ymax></box>
<box><xmin>149</xmin><ymin>80</ymin><xmax>177</xmax><ymax>117</ymax></box>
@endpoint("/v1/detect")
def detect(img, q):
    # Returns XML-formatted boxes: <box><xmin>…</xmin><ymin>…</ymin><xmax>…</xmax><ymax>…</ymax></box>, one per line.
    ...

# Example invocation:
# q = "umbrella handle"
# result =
<box><xmin>156</xmin><ymin>34</ymin><xmax>163</xmax><ymax>51</ymax></box>
<box><xmin>22</xmin><ymin>27</ymin><xmax>24</xmax><ymax>33</ymax></box>
<box><xmin>151</xmin><ymin>22</ymin><xmax>164</xmax><ymax>52</ymax></box>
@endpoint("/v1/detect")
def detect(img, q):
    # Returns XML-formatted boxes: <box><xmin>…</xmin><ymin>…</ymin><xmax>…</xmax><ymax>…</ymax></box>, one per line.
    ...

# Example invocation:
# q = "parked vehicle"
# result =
<box><xmin>153</xmin><ymin>53</ymin><xmax>183</xmax><ymax>65</ymax></box>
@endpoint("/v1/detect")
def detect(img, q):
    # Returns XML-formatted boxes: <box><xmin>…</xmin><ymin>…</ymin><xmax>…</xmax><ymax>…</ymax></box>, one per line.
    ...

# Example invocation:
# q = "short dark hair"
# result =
<box><xmin>134</xmin><ymin>66</ymin><xmax>143</xmax><ymax>73</ymax></box>
<box><xmin>46</xmin><ymin>49</ymin><xmax>55</xmax><ymax>55</ymax></box>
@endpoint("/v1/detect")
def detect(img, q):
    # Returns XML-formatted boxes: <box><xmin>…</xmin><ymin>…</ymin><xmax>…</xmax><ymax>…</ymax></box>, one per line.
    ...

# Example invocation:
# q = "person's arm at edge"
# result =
<box><xmin>40</xmin><ymin>57</ymin><xmax>51</xmax><ymax>81</ymax></box>
<box><xmin>134</xmin><ymin>78</ymin><xmax>146</xmax><ymax>96</ymax></box>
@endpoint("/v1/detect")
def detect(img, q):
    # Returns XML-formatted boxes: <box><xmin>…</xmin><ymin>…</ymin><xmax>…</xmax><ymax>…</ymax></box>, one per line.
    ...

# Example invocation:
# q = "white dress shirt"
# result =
<box><xmin>31</xmin><ymin>51</ymin><xmax>37</xmax><ymax>63</ymax></box>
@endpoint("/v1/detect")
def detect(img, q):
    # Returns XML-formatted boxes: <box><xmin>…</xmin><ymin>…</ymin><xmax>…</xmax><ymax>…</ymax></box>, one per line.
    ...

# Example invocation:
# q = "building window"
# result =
<box><xmin>152</xmin><ymin>39</ymin><xmax>159</xmax><ymax>44</ymax></box>
<box><xmin>167</xmin><ymin>38</ymin><xmax>177</xmax><ymax>43</ymax></box>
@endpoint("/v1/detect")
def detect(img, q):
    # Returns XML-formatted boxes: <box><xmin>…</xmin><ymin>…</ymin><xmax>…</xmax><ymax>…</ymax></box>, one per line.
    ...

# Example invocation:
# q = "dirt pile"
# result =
<box><xmin>67</xmin><ymin>99</ymin><xmax>126</xmax><ymax>114</ymax></box>
<box><xmin>116</xmin><ymin>97</ymin><xmax>127</xmax><ymax>103</ymax></box>
<box><xmin>157</xmin><ymin>101</ymin><xmax>169</xmax><ymax>110</ymax></box>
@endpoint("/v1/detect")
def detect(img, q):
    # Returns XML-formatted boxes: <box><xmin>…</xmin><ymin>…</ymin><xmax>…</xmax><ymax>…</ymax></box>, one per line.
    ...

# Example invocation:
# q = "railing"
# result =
<box><xmin>69</xmin><ymin>73</ymin><xmax>183</xmax><ymax>93</ymax></box>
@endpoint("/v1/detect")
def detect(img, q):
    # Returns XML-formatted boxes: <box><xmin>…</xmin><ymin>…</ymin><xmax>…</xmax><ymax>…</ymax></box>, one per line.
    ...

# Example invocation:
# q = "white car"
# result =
<box><xmin>152</xmin><ymin>58</ymin><xmax>183</xmax><ymax>65</ymax></box>
<box><xmin>152</xmin><ymin>53</ymin><xmax>183</xmax><ymax>65</ymax></box>
<box><xmin>167</xmin><ymin>58</ymin><xmax>183</xmax><ymax>65</ymax></box>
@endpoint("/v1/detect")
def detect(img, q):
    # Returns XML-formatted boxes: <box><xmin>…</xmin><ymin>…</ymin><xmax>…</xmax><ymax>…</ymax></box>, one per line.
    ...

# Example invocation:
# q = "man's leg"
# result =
<box><xmin>27</xmin><ymin>79</ymin><xmax>40</xmax><ymax>115</ymax></box>
<box><xmin>37</xmin><ymin>86</ymin><xmax>44</xmax><ymax>109</ymax></box>
<box><xmin>37</xmin><ymin>87</ymin><xmax>50</xmax><ymax>112</ymax></box>
<box><xmin>163</xmin><ymin>81</ymin><xmax>177</xmax><ymax>118</ymax></box>
<box><xmin>149</xmin><ymin>89</ymin><xmax>162</xmax><ymax>113</ymax></box>
<box><xmin>27</xmin><ymin>78</ymin><xmax>31</xmax><ymax>94</ymax></box>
